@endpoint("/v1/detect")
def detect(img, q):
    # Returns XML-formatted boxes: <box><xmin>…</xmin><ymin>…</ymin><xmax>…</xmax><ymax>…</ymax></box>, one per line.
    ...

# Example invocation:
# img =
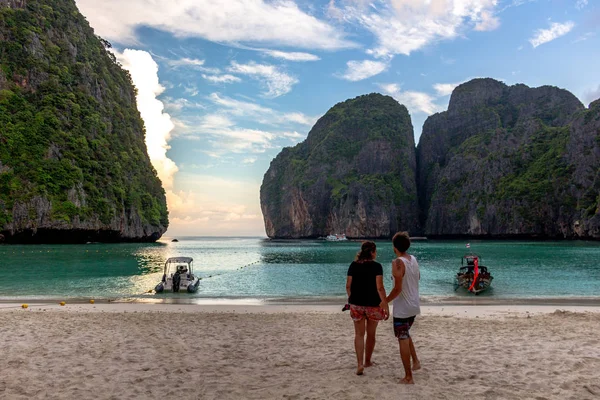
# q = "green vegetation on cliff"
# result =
<box><xmin>0</xmin><ymin>0</ymin><xmax>168</xmax><ymax>238</ymax></box>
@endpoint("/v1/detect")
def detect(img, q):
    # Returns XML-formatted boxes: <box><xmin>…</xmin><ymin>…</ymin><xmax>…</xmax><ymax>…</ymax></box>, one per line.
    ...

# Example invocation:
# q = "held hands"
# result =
<box><xmin>379</xmin><ymin>301</ymin><xmax>390</xmax><ymax>320</ymax></box>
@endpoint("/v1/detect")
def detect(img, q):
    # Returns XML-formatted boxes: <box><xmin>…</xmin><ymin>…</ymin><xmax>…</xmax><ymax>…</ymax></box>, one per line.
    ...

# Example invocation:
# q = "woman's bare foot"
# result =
<box><xmin>400</xmin><ymin>377</ymin><xmax>414</xmax><ymax>384</ymax></box>
<box><xmin>356</xmin><ymin>365</ymin><xmax>365</xmax><ymax>375</ymax></box>
<box><xmin>412</xmin><ymin>361</ymin><xmax>421</xmax><ymax>371</ymax></box>
<box><xmin>364</xmin><ymin>361</ymin><xmax>376</xmax><ymax>368</ymax></box>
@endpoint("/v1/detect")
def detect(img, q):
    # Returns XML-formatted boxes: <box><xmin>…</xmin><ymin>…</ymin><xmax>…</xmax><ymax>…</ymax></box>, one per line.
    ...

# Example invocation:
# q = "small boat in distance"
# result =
<box><xmin>326</xmin><ymin>233</ymin><xmax>347</xmax><ymax>241</ymax></box>
<box><xmin>155</xmin><ymin>257</ymin><xmax>200</xmax><ymax>293</ymax></box>
<box><xmin>454</xmin><ymin>254</ymin><xmax>493</xmax><ymax>295</ymax></box>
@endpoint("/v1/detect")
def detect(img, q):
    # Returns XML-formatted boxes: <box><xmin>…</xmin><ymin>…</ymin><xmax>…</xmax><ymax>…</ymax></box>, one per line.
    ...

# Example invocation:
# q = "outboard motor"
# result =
<box><xmin>172</xmin><ymin>271</ymin><xmax>181</xmax><ymax>292</ymax></box>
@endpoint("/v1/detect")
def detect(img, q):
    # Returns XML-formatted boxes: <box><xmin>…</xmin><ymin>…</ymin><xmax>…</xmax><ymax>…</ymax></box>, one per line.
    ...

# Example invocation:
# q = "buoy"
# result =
<box><xmin>60</xmin><ymin>301</ymin><xmax>66</xmax><ymax>306</ymax></box>
<box><xmin>89</xmin><ymin>299</ymin><xmax>95</xmax><ymax>304</ymax></box>
<box><xmin>21</xmin><ymin>304</ymin><xmax>28</xmax><ymax>309</ymax></box>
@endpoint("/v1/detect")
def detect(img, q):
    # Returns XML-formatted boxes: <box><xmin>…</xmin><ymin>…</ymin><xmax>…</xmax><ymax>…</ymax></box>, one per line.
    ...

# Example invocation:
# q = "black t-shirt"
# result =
<box><xmin>347</xmin><ymin>260</ymin><xmax>383</xmax><ymax>307</ymax></box>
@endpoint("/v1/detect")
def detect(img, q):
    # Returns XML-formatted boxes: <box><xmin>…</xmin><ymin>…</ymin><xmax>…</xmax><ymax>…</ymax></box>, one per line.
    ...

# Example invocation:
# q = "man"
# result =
<box><xmin>381</xmin><ymin>231</ymin><xmax>421</xmax><ymax>384</ymax></box>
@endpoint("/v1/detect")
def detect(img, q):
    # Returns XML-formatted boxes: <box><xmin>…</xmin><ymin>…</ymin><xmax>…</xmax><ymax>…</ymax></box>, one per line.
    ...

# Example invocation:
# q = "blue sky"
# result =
<box><xmin>74</xmin><ymin>0</ymin><xmax>600</xmax><ymax>237</ymax></box>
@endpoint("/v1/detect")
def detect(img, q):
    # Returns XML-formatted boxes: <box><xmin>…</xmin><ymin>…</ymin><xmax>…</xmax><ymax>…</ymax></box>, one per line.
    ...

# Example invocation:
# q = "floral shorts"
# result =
<box><xmin>350</xmin><ymin>305</ymin><xmax>386</xmax><ymax>321</ymax></box>
<box><xmin>393</xmin><ymin>316</ymin><xmax>416</xmax><ymax>340</ymax></box>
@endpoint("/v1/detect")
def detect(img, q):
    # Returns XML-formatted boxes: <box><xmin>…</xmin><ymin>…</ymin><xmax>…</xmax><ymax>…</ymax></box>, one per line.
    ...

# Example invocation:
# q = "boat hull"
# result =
<box><xmin>454</xmin><ymin>275</ymin><xmax>493</xmax><ymax>294</ymax></box>
<box><xmin>155</xmin><ymin>277</ymin><xmax>200</xmax><ymax>293</ymax></box>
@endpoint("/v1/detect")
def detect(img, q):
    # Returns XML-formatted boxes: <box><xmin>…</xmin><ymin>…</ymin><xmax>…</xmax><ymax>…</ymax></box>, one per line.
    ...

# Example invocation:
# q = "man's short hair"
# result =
<box><xmin>392</xmin><ymin>231</ymin><xmax>410</xmax><ymax>252</ymax></box>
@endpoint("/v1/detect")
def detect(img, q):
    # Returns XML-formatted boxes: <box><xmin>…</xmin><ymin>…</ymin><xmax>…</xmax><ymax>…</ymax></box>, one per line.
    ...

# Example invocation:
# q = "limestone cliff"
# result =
<box><xmin>418</xmin><ymin>78</ymin><xmax>599</xmax><ymax>239</ymax></box>
<box><xmin>260</xmin><ymin>94</ymin><xmax>420</xmax><ymax>238</ymax></box>
<box><xmin>0</xmin><ymin>0</ymin><xmax>168</xmax><ymax>243</ymax></box>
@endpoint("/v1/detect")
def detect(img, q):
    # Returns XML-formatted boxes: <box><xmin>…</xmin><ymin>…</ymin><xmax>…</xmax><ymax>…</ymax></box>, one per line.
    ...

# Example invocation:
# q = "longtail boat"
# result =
<box><xmin>454</xmin><ymin>254</ymin><xmax>493</xmax><ymax>295</ymax></box>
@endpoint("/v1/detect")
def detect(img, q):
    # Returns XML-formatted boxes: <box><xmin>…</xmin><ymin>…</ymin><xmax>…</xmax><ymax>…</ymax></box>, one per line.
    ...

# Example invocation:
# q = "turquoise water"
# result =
<box><xmin>0</xmin><ymin>237</ymin><xmax>599</xmax><ymax>300</ymax></box>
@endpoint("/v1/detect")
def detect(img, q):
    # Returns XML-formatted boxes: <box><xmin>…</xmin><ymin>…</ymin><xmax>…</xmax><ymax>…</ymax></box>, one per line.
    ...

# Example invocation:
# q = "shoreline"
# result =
<box><xmin>3</xmin><ymin>302</ymin><xmax>600</xmax><ymax>322</ymax></box>
<box><xmin>2</xmin><ymin>295</ymin><xmax>600</xmax><ymax>307</ymax></box>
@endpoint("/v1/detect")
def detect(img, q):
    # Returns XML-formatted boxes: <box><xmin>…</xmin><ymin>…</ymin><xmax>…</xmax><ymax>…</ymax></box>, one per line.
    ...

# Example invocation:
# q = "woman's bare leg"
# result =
<box><xmin>353</xmin><ymin>319</ymin><xmax>366</xmax><ymax>375</ymax></box>
<box><xmin>365</xmin><ymin>319</ymin><xmax>378</xmax><ymax>367</ymax></box>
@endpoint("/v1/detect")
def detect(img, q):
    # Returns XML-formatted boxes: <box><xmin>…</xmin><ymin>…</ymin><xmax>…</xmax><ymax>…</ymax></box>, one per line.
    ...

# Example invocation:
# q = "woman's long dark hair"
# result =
<box><xmin>355</xmin><ymin>241</ymin><xmax>376</xmax><ymax>262</ymax></box>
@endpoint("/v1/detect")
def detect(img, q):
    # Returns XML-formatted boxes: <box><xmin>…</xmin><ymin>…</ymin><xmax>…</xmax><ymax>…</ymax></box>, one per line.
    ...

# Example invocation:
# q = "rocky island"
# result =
<box><xmin>261</xmin><ymin>79</ymin><xmax>600</xmax><ymax>240</ymax></box>
<box><xmin>260</xmin><ymin>94</ymin><xmax>420</xmax><ymax>239</ymax></box>
<box><xmin>0</xmin><ymin>0</ymin><xmax>168</xmax><ymax>243</ymax></box>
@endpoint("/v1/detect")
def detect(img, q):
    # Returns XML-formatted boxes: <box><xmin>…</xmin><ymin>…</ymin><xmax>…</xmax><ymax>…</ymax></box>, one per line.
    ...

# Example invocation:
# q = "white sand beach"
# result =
<box><xmin>1</xmin><ymin>303</ymin><xmax>600</xmax><ymax>400</ymax></box>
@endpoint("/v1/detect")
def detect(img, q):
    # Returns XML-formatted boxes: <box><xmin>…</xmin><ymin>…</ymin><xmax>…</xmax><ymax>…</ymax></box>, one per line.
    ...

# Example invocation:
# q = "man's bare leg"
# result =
<box><xmin>353</xmin><ymin>319</ymin><xmax>366</xmax><ymax>375</ymax></box>
<box><xmin>398</xmin><ymin>338</ymin><xmax>414</xmax><ymax>384</ymax></box>
<box><xmin>409</xmin><ymin>338</ymin><xmax>421</xmax><ymax>371</ymax></box>
<box><xmin>364</xmin><ymin>319</ymin><xmax>378</xmax><ymax>367</ymax></box>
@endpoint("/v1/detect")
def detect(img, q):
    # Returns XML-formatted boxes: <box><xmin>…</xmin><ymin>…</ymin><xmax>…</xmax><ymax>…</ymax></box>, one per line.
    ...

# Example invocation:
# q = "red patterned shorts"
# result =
<box><xmin>349</xmin><ymin>305</ymin><xmax>386</xmax><ymax>321</ymax></box>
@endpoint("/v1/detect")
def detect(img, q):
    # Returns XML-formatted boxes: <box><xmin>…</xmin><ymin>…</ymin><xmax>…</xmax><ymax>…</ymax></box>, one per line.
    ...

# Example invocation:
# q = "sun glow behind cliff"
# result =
<box><xmin>111</xmin><ymin>49</ymin><xmax>264</xmax><ymax>236</ymax></box>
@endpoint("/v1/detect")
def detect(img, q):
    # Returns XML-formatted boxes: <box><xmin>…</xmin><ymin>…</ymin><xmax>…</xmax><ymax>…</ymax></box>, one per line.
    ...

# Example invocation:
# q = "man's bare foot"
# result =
<box><xmin>412</xmin><ymin>361</ymin><xmax>421</xmax><ymax>371</ymax></box>
<box><xmin>356</xmin><ymin>365</ymin><xmax>364</xmax><ymax>375</ymax></box>
<box><xmin>400</xmin><ymin>377</ymin><xmax>414</xmax><ymax>384</ymax></box>
<box><xmin>364</xmin><ymin>361</ymin><xmax>376</xmax><ymax>368</ymax></box>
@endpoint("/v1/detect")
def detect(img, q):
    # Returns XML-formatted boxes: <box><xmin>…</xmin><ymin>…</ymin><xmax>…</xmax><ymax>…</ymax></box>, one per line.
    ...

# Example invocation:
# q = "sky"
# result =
<box><xmin>73</xmin><ymin>0</ymin><xmax>600</xmax><ymax>237</ymax></box>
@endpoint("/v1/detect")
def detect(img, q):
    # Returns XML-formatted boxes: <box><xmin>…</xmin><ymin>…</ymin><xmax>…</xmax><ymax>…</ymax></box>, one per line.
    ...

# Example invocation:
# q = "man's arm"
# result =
<box><xmin>376</xmin><ymin>275</ymin><xmax>390</xmax><ymax>319</ymax></box>
<box><xmin>385</xmin><ymin>258</ymin><xmax>405</xmax><ymax>303</ymax></box>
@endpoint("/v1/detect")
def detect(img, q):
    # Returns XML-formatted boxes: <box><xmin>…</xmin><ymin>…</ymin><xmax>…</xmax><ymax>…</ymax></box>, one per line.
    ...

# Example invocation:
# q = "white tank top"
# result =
<box><xmin>392</xmin><ymin>255</ymin><xmax>421</xmax><ymax>318</ymax></box>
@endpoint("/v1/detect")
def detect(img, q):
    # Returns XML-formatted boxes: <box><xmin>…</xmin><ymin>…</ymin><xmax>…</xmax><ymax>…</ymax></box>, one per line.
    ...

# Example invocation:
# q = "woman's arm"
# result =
<box><xmin>376</xmin><ymin>275</ymin><xmax>389</xmax><ymax>319</ymax></box>
<box><xmin>385</xmin><ymin>258</ymin><xmax>405</xmax><ymax>303</ymax></box>
<box><xmin>346</xmin><ymin>276</ymin><xmax>352</xmax><ymax>298</ymax></box>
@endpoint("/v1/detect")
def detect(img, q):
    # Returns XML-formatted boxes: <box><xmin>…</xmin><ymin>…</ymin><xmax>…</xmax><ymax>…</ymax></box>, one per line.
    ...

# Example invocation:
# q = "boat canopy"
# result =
<box><xmin>166</xmin><ymin>257</ymin><xmax>193</xmax><ymax>264</ymax></box>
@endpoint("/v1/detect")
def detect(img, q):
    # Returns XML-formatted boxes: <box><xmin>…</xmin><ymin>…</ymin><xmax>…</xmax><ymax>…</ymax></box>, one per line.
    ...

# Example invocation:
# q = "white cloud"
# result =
<box><xmin>176</xmin><ymin>113</ymin><xmax>276</xmax><ymax>154</ymax></box>
<box><xmin>163</xmin><ymin>98</ymin><xmax>206</xmax><ymax>112</ymax></box>
<box><xmin>209</xmin><ymin>93</ymin><xmax>273</xmax><ymax>117</ymax></box>
<box><xmin>208</xmin><ymin>93</ymin><xmax>317</xmax><ymax>127</ymax></box>
<box><xmin>474</xmin><ymin>10</ymin><xmax>500</xmax><ymax>31</ymax></box>
<box><xmin>573</xmin><ymin>32</ymin><xmax>595</xmax><ymax>43</ymax></box>
<box><xmin>433</xmin><ymin>82</ymin><xmax>462</xmax><ymax>96</ymax></box>
<box><xmin>75</xmin><ymin>0</ymin><xmax>353</xmax><ymax>51</ymax></box>
<box><xmin>432</xmin><ymin>77</ymin><xmax>482</xmax><ymax>97</ymax></box>
<box><xmin>340</xmin><ymin>60</ymin><xmax>388</xmax><ymax>81</ymax></box>
<box><xmin>183</xmin><ymin>85</ymin><xmax>199</xmax><ymax>97</ymax></box>
<box><xmin>283</xmin><ymin>131</ymin><xmax>305</xmax><ymax>139</ymax></box>
<box><xmin>529</xmin><ymin>21</ymin><xmax>575</xmax><ymax>48</ymax></box>
<box><xmin>583</xmin><ymin>85</ymin><xmax>600</xmax><ymax>105</ymax></box>
<box><xmin>576</xmin><ymin>0</ymin><xmax>588</xmax><ymax>9</ymax></box>
<box><xmin>202</xmin><ymin>74</ymin><xmax>242</xmax><ymax>84</ymax></box>
<box><xmin>243</xmin><ymin>157</ymin><xmax>258</xmax><ymax>164</ymax></box>
<box><xmin>113</xmin><ymin>49</ymin><xmax>178</xmax><ymax>195</ymax></box>
<box><xmin>334</xmin><ymin>0</ymin><xmax>500</xmax><ymax>58</ymax></box>
<box><xmin>167</xmin><ymin>58</ymin><xmax>205</xmax><ymax>67</ymax></box>
<box><xmin>284</xmin><ymin>113</ymin><xmax>317</xmax><ymax>126</ymax></box>
<box><xmin>228</xmin><ymin>61</ymin><xmax>298</xmax><ymax>97</ymax></box>
<box><xmin>378</xmin><ymin>83</ymin><xmax>440</xmax><ymax>115</ymax></box>
<box><xmin>264</xmin><ymin>50</ymin><xmax>320</xmax><ymax>62</ymax></box>
<box><xmin>167</xmin><ymin>58</ymin><xmax>221</xmax><ymax>74</ymax></box>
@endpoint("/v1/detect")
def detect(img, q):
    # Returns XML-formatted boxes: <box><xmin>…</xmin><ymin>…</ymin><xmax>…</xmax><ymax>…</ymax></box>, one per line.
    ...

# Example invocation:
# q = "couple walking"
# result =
<box><xmin>345</xmin><ymin>232</ymin><xmax>420</xmax><ymax>384</ymax></box>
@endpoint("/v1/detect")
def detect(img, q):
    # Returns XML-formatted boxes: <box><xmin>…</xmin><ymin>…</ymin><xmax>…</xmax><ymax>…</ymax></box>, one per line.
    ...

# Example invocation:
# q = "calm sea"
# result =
<box><xmin>0</xmin><ymin>237</ymin><xmax>599</xmax><ymax>301</ymax></box>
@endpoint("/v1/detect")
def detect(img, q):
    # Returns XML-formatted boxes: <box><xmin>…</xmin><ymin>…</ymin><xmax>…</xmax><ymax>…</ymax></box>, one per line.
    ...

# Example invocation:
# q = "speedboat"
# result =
<box><xmin>155</xmin><ymin>257</ymin><xmax>200</xmax><ymax>293</ymax></box>
<box><xmin>454</xmin><ymin>254</ymin><xmax>493</xmax><ymax>295</ymax></box>
<box><xmin>326</xmin><ymin>233</ymin><xmax>347</xmax><ymax>241</ymax></box>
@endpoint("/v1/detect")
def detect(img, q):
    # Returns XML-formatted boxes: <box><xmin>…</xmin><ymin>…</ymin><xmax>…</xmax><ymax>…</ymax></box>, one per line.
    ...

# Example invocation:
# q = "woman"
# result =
<box><xmin>346</xmin><ymin>241</ymin><xmax>388</xmax><ymax>375</ymax></box>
